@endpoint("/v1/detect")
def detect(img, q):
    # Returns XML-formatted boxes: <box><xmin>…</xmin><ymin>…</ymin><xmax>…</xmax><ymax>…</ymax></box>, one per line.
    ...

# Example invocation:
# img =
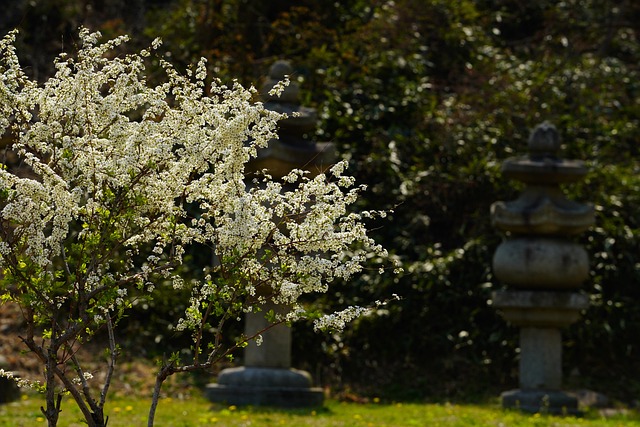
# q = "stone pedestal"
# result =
<box><xmin>490</xmin><ymin>123</ymin><xmax>594</xmax><ymax>414</ymax></box>
<box><xmin>519</xmin><ymin>327</ymin><xmax>562</xmax><ymax>390</ymax></box>
<box><xmin>205</xmin><ymin>301</ymin><xmax>323</xmax><ymax>407</ymax></box>
<box><xmin>492</xmin><ymin>290</ymin><xmax>589</xmax><ymax>413</ymax></box>
<box><xmin>205</xmin><ymin>367</ymin><xmax>323</xmax><ymax>407</ymax></box>
<box><xmin>501</xmin><ymin>389</ymin><xmax>580</xmax><ymax>415</ymax></box>
<box><xmin>244</xmin><ymin>306</ymin><xmax>292</xmax><ymax>368</ymax></box>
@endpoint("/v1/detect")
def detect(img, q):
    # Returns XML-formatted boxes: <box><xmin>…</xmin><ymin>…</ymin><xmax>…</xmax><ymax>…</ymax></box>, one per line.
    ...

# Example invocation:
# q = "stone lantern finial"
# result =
<box><xmin>269</xmin><ymin>60</ymin><xmax>292</xmax><ymax>79</ymax></box>
<box><xmin>528</xmin><ymin>122</ymin><xmax>560</xmax><ymax>158</ymax></box>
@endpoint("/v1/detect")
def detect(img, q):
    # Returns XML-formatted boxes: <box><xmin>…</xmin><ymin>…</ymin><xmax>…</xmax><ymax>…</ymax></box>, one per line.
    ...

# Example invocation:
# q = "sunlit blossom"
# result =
<box><xmin>0</xmin><ymin>28</ymin><xmax>391</xmax><ymax>415</ymax></box>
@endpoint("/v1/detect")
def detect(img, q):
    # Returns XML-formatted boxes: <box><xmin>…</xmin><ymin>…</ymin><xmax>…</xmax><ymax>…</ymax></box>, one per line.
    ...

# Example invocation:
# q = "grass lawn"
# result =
<box><xmin>1</xmin><ymin>392</ymin><xmax>639</xmax><ymax>427</ymax></box>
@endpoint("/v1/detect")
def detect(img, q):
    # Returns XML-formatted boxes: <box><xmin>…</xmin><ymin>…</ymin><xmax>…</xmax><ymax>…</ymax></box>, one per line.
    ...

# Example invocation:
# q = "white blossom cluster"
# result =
<box><xmin>313</xmin><ymin>305</ymin><xmax>371</xmax><ymax>332</ymax></box>
<box><xmin>0</xmin><ymin>369</ymin><xmax>42</xmax><ymax>390</ymax></box>
<box><xmin>0</xmin><ymin>368</ymin><xmax>92</xmax><ymax>391</ymax></box>
<box><xmin>0</xmin><ymin>28</ymin><xmax>390</xmax><ymax>348</ymax></box>
<box><xmin>71</xmin><ymin>371</ymin><xmax>94</xmax><ymax>385</ymax></box>
<box><xmin>313</xmin><ymin>294</ymin><xmax>401</xmax><ymax>332</ymax></box>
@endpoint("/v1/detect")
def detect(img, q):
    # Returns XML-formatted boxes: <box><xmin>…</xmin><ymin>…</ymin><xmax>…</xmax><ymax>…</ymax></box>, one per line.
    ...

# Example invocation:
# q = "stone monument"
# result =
<box><xmin>205</xmin><ymin>61</ymin><xmax>330</xmax><ymax>407</ymax></box>
<box><xmin>490</xmin><ymin>122</ymin><xmax>594</xmax><ymax>414</ymax></box>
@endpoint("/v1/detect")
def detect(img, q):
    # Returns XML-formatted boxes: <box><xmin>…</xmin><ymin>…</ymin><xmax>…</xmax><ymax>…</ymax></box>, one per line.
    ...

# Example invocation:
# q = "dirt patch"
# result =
<box><xmin>0</xmin><ymin>302</ymin><xmax>211</xmax><ymax>399</ymax></box>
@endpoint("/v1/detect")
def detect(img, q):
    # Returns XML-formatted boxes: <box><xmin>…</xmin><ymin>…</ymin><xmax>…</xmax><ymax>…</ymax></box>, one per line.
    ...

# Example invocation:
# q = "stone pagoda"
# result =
<box><xmin>491</xmin><ymin>122</ymin><xmax>594</xmax><ymax>414</ymax></box>
<box><xmin>205</xmin><ymin>60</ymin><xmax>331</xmax><ymax>407</ymax></box>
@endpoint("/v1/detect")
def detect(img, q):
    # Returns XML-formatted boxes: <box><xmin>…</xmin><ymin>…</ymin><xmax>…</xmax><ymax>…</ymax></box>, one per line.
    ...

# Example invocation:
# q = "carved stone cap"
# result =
<box><xmin>491</xmin><ymin>187</ymin><xmax>595</xmax><ymax>235</ymax></box>
<box><xmin>491</xmin><ymin>290</ymin><xmax>589</xmax><ymax>328</ymax></box>
<box><xmin>264</xmin><ymin>103</ymin><xmax>318</xmax><ymax>134</ymax></box>
<box><xmin>502</xmin><ymin>122</ymin><xmax>588</xmax><ymax>185</ymax></box>
<box><xmin>492</xmin><ymin>123</ymin><xmax>594</xmax><ymax>235</ymax></box>
<box><xmin>502</xmin><ymin>157</ymin><xmax>588</xmax><ymax>185</ymax></box>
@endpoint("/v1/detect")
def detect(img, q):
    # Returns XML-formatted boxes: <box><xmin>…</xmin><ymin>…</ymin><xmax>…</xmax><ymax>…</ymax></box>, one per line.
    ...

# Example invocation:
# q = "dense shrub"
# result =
<box><xmin>3</xmin><ymin>0</ymin><xmax>640</xmax><ymax>401</ymax></box>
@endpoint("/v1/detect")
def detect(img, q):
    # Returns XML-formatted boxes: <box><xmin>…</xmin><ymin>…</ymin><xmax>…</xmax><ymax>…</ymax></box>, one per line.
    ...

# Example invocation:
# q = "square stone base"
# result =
<box><xmin>501</xmin><ymin>389</ymin><xmax>581</xmax><ymax>415</ymax></box>
<box><xmin>205</xmin><ymin>384</ymin><xmax>324</xmax><ymax>407</ymax></box>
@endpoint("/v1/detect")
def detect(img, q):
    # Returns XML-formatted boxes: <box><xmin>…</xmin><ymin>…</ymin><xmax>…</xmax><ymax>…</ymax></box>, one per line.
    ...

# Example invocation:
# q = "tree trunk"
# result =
<box><xmin>147</xmin><ymin>364</ymin><xmax>174</xmax><ymax>427</ymax></box>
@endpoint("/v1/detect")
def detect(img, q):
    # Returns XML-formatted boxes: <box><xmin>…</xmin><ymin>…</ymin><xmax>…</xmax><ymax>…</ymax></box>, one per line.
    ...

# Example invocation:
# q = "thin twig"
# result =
<box><xmin>70</xmin><ymin>353</ymin><xmax>96</xmax><ymax>411</ymax></box>
<box><xmin>100</xmin><ymin>312</ymin><xmax>118</xmax><ymax>408</ymax></box>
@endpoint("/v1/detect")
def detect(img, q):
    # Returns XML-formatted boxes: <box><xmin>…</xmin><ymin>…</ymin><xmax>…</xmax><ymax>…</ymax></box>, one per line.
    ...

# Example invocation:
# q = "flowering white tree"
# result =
<box><xmin>0</xmin><ymin>29</ymin><xmax>392</xmax><ymax>427</ymax></box>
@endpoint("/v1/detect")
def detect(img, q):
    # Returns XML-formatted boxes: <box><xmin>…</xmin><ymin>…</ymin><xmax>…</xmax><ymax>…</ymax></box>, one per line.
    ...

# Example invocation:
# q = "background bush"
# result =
<box><xmin>2</xmin><ymin>0</ymin><xmax>640</xmax><ymax>402</ymax></box>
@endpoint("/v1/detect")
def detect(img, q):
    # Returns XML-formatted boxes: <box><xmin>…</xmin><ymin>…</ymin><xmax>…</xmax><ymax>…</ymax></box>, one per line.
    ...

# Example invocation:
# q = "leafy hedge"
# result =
<box><xmin>3</xmin><ymin>0</ymin><xmax>640</xmax><ymax>401</ymax></box>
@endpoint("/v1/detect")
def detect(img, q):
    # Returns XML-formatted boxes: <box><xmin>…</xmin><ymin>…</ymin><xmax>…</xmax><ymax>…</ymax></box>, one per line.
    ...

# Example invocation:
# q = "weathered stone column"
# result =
<box><xmin>205</xmin><ymin>61</ymin><xmax>330</xmax><ymax>407</ymax></box>
<box><xmin>491</xmin><ymin>123</ymin><xmax>594</xmax><ymax>414</ymax></box>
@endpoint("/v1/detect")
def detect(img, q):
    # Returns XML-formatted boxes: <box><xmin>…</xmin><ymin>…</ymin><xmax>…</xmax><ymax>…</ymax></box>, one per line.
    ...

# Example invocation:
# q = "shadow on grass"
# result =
<box><xmin>207</xmin><ymin>402</ymin><xmax>333</xmax><ymax>416</ymax></box>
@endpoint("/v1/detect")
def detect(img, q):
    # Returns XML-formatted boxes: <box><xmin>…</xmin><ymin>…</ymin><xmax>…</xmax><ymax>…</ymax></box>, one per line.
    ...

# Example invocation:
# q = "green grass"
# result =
<box><xmin>0</xmin><ymin>392</ymin><xmax>638</xmax><ymax>427</ymax></box>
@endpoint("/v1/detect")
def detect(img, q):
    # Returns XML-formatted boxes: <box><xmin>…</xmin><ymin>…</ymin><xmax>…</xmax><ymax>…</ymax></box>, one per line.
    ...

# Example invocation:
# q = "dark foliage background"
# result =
<box><xmin>2</xmin><ymin>0</ymin><xmax>640</xmax><ymax>402</ymax></box>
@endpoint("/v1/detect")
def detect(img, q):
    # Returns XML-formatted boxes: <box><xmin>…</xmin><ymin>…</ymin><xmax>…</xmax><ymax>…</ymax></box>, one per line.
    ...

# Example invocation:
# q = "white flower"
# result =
<box><xmin>0</xmin><ymin>369</ymin><xmax>42</xmax><ymax>390</ymax></box>
<box><xmin>268</xmin><ymin>76</ymin><xmax>290</xmax><ymax>97</ymax></box>
<box><xmin>313</xmin><ymin>306</ymin><xmax>371</xmax><ymax>332</ymax></box>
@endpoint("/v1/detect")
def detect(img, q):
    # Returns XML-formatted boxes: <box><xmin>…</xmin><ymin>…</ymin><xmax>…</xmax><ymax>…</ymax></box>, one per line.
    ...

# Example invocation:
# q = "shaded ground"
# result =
<box><xmin>0</xmin><ymin>302</ymin><xmax>206</xmax><ymax>399</ymax></box>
